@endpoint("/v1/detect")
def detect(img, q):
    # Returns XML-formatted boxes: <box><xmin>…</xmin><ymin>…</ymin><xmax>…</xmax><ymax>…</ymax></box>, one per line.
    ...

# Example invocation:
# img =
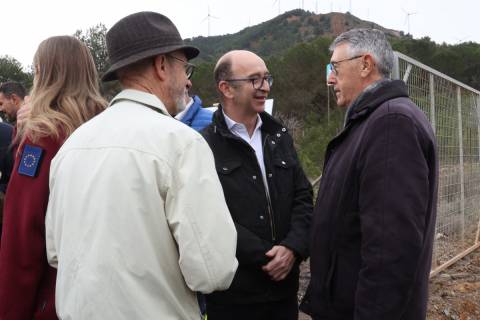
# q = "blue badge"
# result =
<box><xmin>18</xmin><ymin>144</ymin><xmax>44</xmax><ymax>177</ymax></box>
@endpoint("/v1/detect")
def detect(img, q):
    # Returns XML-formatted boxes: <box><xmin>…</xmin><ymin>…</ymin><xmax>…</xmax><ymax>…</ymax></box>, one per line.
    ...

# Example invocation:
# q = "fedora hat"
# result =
<box><xmin>102</xmin><ymin>11</ymin><xmax>199</xmax><ymax>82</ymax></box>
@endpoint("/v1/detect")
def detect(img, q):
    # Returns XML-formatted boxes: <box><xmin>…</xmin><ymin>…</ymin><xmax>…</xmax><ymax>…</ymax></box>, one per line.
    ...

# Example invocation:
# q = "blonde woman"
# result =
<box><xmin>0</xmin><ymin>36</ymin><xmax>106</xmax><ymax>319</ymax></box>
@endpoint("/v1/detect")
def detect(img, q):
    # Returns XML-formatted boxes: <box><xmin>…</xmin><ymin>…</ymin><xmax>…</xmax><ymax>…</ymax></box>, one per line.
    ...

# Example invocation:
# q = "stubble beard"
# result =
<box><xmin>174</xmin><ymin>90</ymin><xmax>187</xmax><ymax>114</ymax></box>
<box><xmin>167</xmin><ymin>82</ymin><xmax>187</xmax><ymax>116</ymax></box>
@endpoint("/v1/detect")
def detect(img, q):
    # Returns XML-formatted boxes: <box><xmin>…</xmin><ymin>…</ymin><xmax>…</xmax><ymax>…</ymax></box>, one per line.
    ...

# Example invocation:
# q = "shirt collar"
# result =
<box><xmin>222</xmin><ymin>110</ymin><xmax>263</xmax><ymax>133</ymax></box>
<box><xmin>109</xmin><ymin>89</ymin><xmax>172</xmax><ymax>117</ymax></box>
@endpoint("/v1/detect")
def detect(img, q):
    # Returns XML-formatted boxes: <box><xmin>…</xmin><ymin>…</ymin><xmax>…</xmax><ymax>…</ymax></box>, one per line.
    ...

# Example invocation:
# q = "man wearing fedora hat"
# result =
<box><xmin>45</xmin><ymin>11</ymin><xmax>238</xmax><ymax>320</ymax></box>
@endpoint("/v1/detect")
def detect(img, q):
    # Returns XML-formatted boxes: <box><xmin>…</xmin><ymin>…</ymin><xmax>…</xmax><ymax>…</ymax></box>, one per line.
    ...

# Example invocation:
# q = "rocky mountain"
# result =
<box><xmin>185</xmin><ymin>9</ymin><xmax>403</xmax><ymax>62</ymax></box>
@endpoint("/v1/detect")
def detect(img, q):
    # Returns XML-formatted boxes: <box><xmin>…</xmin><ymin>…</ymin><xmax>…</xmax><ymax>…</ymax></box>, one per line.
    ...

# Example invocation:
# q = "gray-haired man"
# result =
<box><xmin>308</xmin><ymin>29</ymin><xmax>438</xmax><ymax>320</ymax></box>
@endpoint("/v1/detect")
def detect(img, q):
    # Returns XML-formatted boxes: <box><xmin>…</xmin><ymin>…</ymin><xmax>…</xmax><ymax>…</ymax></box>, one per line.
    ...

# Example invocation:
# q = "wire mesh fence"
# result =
<box><xmin>392</xmin><ymin>52</ymin><xmax>480</xmax><ymax>275</ymax></box>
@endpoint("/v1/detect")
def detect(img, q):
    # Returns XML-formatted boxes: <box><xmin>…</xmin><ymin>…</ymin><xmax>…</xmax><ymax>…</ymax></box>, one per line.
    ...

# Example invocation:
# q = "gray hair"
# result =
<box><xmin>330</xmin><ymin>28</ymin><xmax>394</xmax><ymax>77</ymax></box>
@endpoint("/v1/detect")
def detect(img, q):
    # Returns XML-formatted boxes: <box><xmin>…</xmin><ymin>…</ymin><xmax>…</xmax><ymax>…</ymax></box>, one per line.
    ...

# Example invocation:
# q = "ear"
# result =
<box><xmin>360</xmin><ymin>54</ymin><xmax>376</xmax><ymax>78</ymax></box>
<box><xmin>153</xmin><ymin>55</ymin><xmax>169</xmax><ymax>81</ymax></box>
<box><xmin>11</xmin><ymin>94</ymin><xmax>21</xmax><ymax>107</ymax></box>
<box><xmin>218</xmin><ymin>81</ymin><xmax>235</xmax><ymax>100</ymax></box>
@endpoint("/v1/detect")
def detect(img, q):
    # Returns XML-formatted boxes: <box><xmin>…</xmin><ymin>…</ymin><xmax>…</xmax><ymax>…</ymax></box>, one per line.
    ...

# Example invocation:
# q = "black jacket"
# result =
<box><xmin>309</xmin><ymin>80</ymin><xmax>438</xmax><ymax>320</ymax></box>
<box><xmin>0</xmin><ymin>122</ymin><xmax>13</xmax><ymax>239</ymax></box>
<box><xmin>202</xmin><ymin>108</ymin><xmax>313</xmax><ymax>304</ymax></box>
<box><xmin>0</xmin><ymin>122</ymin><xmax>13</xmax><ymax>193</ymax></box>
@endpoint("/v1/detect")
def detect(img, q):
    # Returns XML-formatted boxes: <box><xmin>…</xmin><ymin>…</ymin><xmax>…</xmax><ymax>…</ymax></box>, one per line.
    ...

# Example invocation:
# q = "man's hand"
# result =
<box><xmin>16</xmin><ymin>96</ymin><xmax>31</xmax><ymax>126</ymax></box>
<box><xmin>262</xmin><ymin>245</ymin><xmax>296</xmax><ymax>281</ymax></box>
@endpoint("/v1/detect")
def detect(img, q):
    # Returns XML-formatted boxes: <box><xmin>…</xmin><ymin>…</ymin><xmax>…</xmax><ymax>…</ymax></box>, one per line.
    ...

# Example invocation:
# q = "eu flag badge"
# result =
<box><xmin>18</xmin><ymin>144</ymin><xmax>44</xmax><ymax>177</ymax></box>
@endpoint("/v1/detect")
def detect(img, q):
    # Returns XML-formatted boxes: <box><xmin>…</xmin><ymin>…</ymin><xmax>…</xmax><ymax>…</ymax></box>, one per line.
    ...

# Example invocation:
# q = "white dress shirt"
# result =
<box><xmin>223</xmin><ymin>111</ymin><xmax>269</xmax><ymax>191</ymax></box>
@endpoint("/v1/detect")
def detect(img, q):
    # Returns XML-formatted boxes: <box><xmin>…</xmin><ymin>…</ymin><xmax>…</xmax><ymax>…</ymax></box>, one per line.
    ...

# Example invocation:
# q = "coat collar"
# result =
<box><xmin>178</xmin><ymin>95</ymin><xmax>202</xmax><ymax>124</ymax></box>
<box><xmin>109</xmin><ymin>89</ymin><xmax>172</xmax><ymax>117</ymax></box>
<box><xmin>344</xmin><ymin>79</ymin><xmax>409</xmax><ymax>127</ymax></box>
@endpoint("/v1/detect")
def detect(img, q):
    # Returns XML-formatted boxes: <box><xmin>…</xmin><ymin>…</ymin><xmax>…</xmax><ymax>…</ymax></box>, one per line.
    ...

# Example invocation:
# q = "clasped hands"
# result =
<box><xmin>262</xmin><ymin>245</ymin><xmax>296</xmax><ymax>281</ymax></box>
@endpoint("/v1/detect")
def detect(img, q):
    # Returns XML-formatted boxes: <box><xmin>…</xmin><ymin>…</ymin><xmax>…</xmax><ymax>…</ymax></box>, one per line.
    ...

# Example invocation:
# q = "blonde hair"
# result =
<box><xmin>17</xmin><ymin>36</ymin><xmax>107</xmax><ymax>144</ymax></box>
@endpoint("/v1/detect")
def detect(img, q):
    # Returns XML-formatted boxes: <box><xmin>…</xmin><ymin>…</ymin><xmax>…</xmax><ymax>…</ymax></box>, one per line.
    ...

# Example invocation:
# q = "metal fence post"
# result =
<box><xmin>403</xmin><ymin>64</ymin><xmax>413</xmax><ymax>83</ymax></box>
<box><xmin>392</xmin><ymin>52</ymin><xmax>400</xmax><ymax>80</ymax></box>
<box><xmin>457</xmin><ymin>87</ymin><xmax>465</xmax><ymax>243</ymax></box>
<box><xmin>477</xmin><ymin>94</ymin><xmax>480</xmax><ymax>244</ymax></box>
<box><xmin>429</xmin><ymin>73</ymin><xmax>438</xmax><ymax>268</ymax></box>
<box><xmin>429</xmin><ymin>74</ymin><xmax>436</xmax><ymax>134</ymax></box>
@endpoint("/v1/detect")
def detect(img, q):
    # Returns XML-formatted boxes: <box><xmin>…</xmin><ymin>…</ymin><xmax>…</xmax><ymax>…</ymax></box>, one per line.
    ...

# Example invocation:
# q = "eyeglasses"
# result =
<box><xmin>224</xmin><ymin>75</ymin><xmax>273</xmax><ymax>90</ymax></box>
<box><xmin>167</xmin><ymin>54</ymin><xmax>196</xmax><ymax>79</ymax></box>
<box><xmin>326</xmin><ymin>55</ymin><xmax>364</xmax><ymax>77</ymax></box>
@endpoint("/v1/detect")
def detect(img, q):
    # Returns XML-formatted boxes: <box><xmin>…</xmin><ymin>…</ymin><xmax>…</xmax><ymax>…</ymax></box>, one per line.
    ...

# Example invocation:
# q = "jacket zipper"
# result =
<box><xmin>263</xmin><ymin>133</ymin><xmax>276</xmax><ymax>242</ymax></box>
<box><xmin>217</xmin><ymin>126</ymin><xmax>277</xmax><ymax>242</ymax></box>
<box><xmin>266</xmin><ymin>193</ymin><xmax>276</xmax><ymax>242</ymax></box>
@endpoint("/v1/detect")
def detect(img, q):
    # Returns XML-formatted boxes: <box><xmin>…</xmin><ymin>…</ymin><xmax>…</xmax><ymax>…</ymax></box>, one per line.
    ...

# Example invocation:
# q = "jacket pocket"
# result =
<box><xmin>216</xmin><ymin>160</ymin><xmax>242</xmax><ymax>175</ymax></box>
<box><xmin>272</xmin><ymin>157</ymin><xmax>295</xmax><ymax>195</ymax></box>
<box><xmin>215</xmin><ymin>159</ymin><xmax>263</xmax><ymax>229</ymax></box>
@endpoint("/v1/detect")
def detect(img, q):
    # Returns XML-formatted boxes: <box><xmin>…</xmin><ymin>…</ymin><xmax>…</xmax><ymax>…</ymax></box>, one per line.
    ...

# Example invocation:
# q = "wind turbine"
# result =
<box><xmin>273</xmin><ymin>0</ymin><xmax>281</xmax><ymax>15</ymax></box>
<box><xmin>201</xmin><ymin>5</ymin><xmax>219</xmax><ymax>37</ymax></box>
<box><xmin>299</xmin><ymin>0</ymin><xmax>304</xmax><ymax>10</ymax></box>
<box><xmin>402</xmin><ymin>8</ymin><xmax>417</xmax><ymax>35</ymax></box>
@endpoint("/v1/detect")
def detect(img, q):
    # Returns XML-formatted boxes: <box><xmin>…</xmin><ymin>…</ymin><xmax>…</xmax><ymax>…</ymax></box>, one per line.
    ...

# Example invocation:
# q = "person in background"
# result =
<box><xmin>176</xmin><ymin>90</ymin><xmax>213</xmax><ymax>131</ymax></box>
<box><xmin>0</xmin><ymin>81</ymin><xmax>27</xmax><ymax>124</ymax></box>
<box><xmin>45</xmin><ymin>12</ymin><xmax>237</xmax><ymax>320</ymax></box>
<box><xmin>0</xmin><ymin>122</ymin><xmax>13</xmax><ymax>239</ymax></box>
<box><xmin>0</xmin><ymin>36</ymin><xmax>107</xmax><ymax>320</ymax></box>
<box><xmin>308</xmin><ymin>28</ymin><xmax>438</xmax><ymax>320</ymax></box>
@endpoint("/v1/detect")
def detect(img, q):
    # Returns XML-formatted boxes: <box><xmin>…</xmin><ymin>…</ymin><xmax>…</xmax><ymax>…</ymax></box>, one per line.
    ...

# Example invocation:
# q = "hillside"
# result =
<box><xmin>185</xmin><ymin>9</ymin><xmax>403</xmax><ymax>63</ymax></box>
<box><xmin>1</xmin><ymin>10</ymin><xmax>479</xmax><ymax>178</ymax></box>
<box><xmin>184</xmin><ymin>10</ymin><xmax>480</xmax><ymax>178</ymax></box>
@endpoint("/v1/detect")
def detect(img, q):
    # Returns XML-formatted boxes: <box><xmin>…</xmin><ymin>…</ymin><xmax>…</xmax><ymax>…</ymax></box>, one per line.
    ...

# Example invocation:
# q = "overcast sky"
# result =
<box><xmin>2</xmin><ymin>0</ymin><xmax>479</xmax><ymax>68</ymax></box>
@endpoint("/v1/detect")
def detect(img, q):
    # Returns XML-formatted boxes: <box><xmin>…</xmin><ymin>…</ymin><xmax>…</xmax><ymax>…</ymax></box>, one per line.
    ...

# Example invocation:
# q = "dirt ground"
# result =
<box><xmin>427</xmin><ymin>248</ymin><xmax>480</xmax><ymax>320</ymax></box>
<box><xmin>297</xmin><ymin>248</ymin><xmax>480</xmax><ymax>320</ymax></box>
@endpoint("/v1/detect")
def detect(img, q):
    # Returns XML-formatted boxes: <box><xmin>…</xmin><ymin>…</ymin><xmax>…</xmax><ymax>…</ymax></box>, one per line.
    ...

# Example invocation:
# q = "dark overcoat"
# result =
<box><xmin>310</xmin><ymin>80</ymin><xmax>438</xmax><ymax>320</ymax></box>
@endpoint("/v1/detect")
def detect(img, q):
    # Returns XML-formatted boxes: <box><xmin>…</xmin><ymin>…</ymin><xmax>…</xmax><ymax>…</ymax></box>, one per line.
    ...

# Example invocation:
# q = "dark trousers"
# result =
<box><xmin>207</xmin><ymin>296</ymin><xmax>298</xmax><ymax>320</ymax></box>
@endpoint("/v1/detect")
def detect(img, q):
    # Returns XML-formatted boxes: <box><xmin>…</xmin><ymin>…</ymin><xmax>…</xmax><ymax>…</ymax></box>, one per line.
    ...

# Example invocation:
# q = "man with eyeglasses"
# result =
<box><xmin>45</xmin><ymin>12</ymin><xmax>238</xmax><ymax>320</ymax></box>
<box><xmin>201</xmin><ymin>50</ymin><xmax>313</xmax><ymax>320</ymax></box>
<box><xmin>307</xmin><ymin>29</ymin><xmax>438</xmax><ymax>320</ymax></box>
